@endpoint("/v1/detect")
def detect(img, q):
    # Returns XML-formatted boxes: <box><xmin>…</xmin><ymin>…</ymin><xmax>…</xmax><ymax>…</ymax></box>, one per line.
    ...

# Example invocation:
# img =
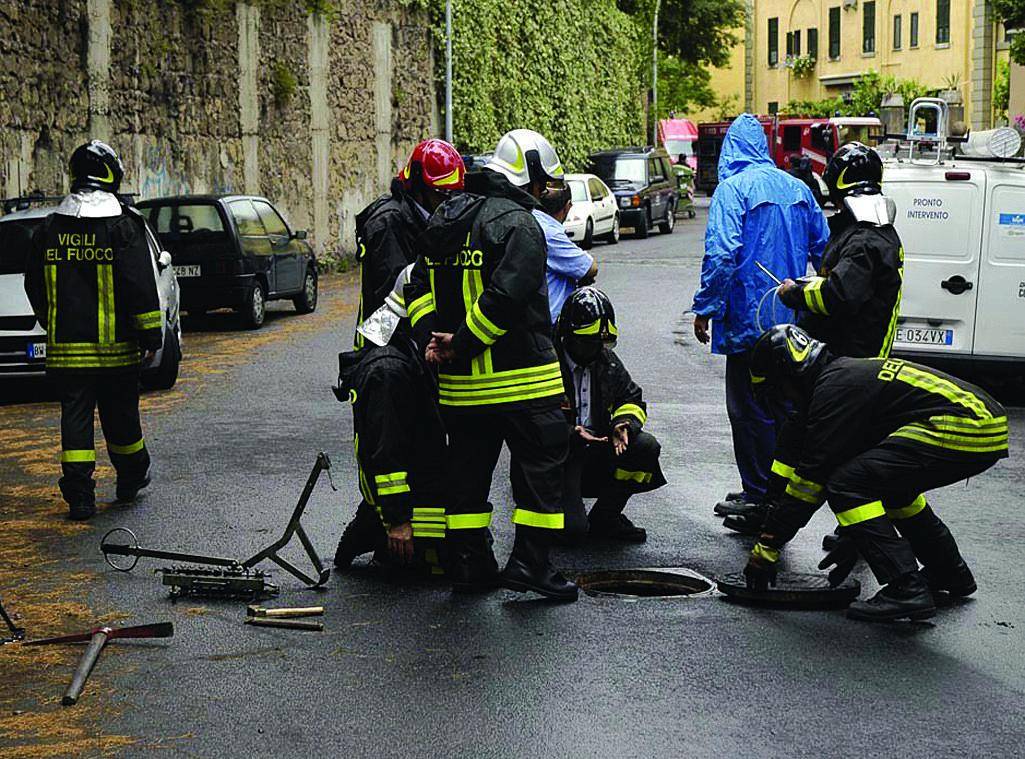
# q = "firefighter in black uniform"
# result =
<box><xmin>555</xmin><ymin>287</ymin><xmax>666</xmax><ymax>543</ymax></box>
<box><xmin>353</xmin><ymin>139</ymin><xmax>466</xmax><ymax>349</ymax></box>
<box><xmin>406</xmin><ymin>128</ymin><xmax>577</xmax><ymax>601</ymax></box>
<box><xmin>24</xmin><ymin>141</ymin><xmax>162</xmax><ymax>520</ymax></box>
<box><xmin>333</xmin><ymin>266</ymin><xmax>449</xmax><ymax>575</ymax></box>
<box><xmin>741</xmin><ymin>325</ymin><xmax>1008</xmax><ymax>622</ymax></box>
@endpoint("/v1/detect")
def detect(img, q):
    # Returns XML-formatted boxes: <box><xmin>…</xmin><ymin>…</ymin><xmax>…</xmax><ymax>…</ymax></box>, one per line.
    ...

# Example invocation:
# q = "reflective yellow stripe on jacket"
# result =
<box><xmin>437</xmin><ymin>362</ymin><xmax>564</xmax><ymax>407</ymax></box>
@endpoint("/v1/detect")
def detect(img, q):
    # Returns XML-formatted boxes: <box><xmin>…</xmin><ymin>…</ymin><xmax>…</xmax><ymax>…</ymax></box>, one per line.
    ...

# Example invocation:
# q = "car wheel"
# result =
<box><xmin>140</xmin><ymin>326</ymin><xmax>180</xmax><ymax>391</ymax></box>
<box><xmin>242</xmin><ymin>280</ymin><xmax>266</xmax><ymax>329</ymax></box>
<box><xmin>293</xmin><ymin>268</ymin><xmax>318</xmax><ymax>314</ymax></box>
<box><xmin>634</xmin><ymin>209</ymin><xmax>649</xmax><ymax>239</ymax></box>
<box><xmin>658</xmin><ymin>203</ymin><xmax>676</xmax><ymax>234</ymax></box>
<box><xmin>580</xmin><ymin>219</ymin><xmax>594</xmax><ymax>250</ymax></box>
<box><xmin>603</xmin><ymin>214</ymin><xmax>620</xmax><ymax>245</ymax></box>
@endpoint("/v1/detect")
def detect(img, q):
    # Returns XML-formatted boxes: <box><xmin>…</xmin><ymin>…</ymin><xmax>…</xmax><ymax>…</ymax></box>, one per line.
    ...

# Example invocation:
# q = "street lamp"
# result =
<box><xmin>652</xmin><ymin>0</ymin><xmax>661</xmax><ymax>146</ymax></box>
<box><xmin>445</xmin><ymin>0</ymin><xmax>453</xmax><ymax>143</ymax></box>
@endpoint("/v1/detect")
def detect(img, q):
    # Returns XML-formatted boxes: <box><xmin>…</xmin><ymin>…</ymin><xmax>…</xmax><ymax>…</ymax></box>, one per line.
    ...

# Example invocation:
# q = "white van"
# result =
<box><xmin>879</xmin><ymin>99</ymin><xmax>1025</xmax><ymax>374</ymax></box>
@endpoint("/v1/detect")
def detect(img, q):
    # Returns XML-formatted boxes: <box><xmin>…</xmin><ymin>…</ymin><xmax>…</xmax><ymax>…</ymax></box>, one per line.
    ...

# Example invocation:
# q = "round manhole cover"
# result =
<box><xmin>575</xmin><ymin>568</ymin><xmax>715</xmax><ymax>599</ymax></box>
<box><xmin>717</xmin><ymin>571</ymin><xmax>860</xmax><ymax>609</ymax></box>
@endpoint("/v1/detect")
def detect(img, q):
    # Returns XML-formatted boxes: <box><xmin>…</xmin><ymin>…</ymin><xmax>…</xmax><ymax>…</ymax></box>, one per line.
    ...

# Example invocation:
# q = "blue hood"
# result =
<box><xmin>718</xmin><ymin>114</ymin><xmax>773</xmax><ymax>181</ymax></box>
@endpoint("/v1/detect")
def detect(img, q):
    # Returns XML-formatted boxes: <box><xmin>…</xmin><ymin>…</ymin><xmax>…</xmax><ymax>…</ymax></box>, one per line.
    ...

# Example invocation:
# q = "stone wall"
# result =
<box><xmin>0</xmin><ymin>0</ymin><xmax>439</xmax><ymax>259</ymax></box>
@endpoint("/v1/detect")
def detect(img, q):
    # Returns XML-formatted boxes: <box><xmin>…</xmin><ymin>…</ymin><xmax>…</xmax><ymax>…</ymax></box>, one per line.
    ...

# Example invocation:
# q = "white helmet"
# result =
<box><xmin>485</xmin><ymin>129</ymin><xmax>565</xmax><ymax>187</ymax></box>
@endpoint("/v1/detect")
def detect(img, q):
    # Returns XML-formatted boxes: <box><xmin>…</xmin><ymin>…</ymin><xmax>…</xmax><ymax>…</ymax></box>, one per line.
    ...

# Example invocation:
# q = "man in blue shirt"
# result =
<box><xmin>533</xmin><ymin>184</ymin><xmax>598</xmax><ymax>322</ymax></box>
<box><xmin>692</xmin><ymin>114</ymin><xmax>829</xmax><ymax>517</ymax></box>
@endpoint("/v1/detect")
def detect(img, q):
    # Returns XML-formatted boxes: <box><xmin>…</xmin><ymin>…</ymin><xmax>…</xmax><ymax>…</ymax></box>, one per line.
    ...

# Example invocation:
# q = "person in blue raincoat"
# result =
<box><xmin>692</xmin><ymin>113</ymin><xmax>829</xmax><ymax>517</ymax></box>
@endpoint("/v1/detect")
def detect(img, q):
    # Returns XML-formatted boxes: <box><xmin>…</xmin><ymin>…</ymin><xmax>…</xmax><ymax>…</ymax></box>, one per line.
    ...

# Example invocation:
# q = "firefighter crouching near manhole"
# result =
<box><xmin>24</xmin><ymin>141</ymin><xmax>161</xmax><ymax>520</ymax></box>
<box><xmin>724</xmin><ymin>143</ymin><xmax>906</xmax><ymax>538</ymax></box>
<box><xmin>333</xmin><ymin>265</ymin><xmax>449</xmax><ymax>575</ymax></box>
<box><xmin>741</xmin><ymin>325</ymin><xmax>1008</xmax><ymax>623</ymax></box>
<box><xmin>554</xmin><ymin>287</ymin><xmax>666</xmax><ymax>544</ymax></box>
<box><xmin>405</xmin><ymin>128</ymin><xmax>578</xmax><ymax>602</ymax></box>
<box><xmin>353</xmin><ymin>139</ymin><xmax>466</xmax><ymax>350</ymax></box>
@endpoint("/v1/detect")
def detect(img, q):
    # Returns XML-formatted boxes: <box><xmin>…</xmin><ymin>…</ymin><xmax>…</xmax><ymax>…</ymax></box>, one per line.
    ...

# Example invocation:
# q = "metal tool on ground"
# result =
<box><xmin>717</xmin><ymin>572</ymin><xmax>861</xmax><ymax>610</ymax></box>
<box><xmin>100</xmin><ymin>453</ymin><xmax>333</xmax><ymax>600</ymax></box>
<box><xmin>0</xmin><ymin>595</ymin><xmax>25</xmax><ymax>644</ymax></box>
<box><xmin>23</xmin><ymin>622</ymin><xmax>173</xmax><ymax>706</ymax></box>
<box><xmin>244</xmin><ymin>617</ymin><xmax>323</xmax><ymax>632</ymax></box>
<box><xmin>247</xmin><ymin>605</ymin><xmax>324</xmax><ymax>619</ymax></box>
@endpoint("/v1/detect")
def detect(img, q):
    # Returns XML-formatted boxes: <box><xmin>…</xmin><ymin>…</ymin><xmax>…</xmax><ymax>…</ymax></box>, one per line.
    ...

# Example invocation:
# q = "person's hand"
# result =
<box><xmin>426</xmin><ymin>332</ymin><xmax>456</xmax><ymax>364</ymax></box>
<box><xmin>575</xmin><ymin>426</ymin><xmax>608</xmax><ymax>444</ymax></box>
<box><xmin>612</xmin><ymin>423</ymin><xmax>630</xmax><ymax>456</ymax></box>
<box><xmin>777</xmin><ymin>278</ymin><xmax>800</xmax><ymax>308</ymax></box>
<box><xmin>693</xmin><ymin>314</ymin><xmax>710</xmax><ymax>344</ymax></box>
<box><xmin>744</xmin><ymin>544</ymin><xmax>779</xmax><ymax>592</ymax></box>
<box><xmin>387</xmin><ymin>522</ymin><xmax>414</xmax><ymax>564</ymax></box>
<box><xmin>818</xmin><ymin>533</ymin><xmax>859</xmax><ymax>587</ymax></box>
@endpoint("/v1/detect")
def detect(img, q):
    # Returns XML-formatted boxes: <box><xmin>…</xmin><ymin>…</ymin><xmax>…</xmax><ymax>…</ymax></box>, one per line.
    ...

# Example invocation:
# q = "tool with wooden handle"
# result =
<box><xmin>244</xmin><ymin>617</ymin><xmax>323</xmax><ymax>631</ymax></box>
<box><xmin>247</xmin><ymin>605</ymin><xmax>323</xmax><ymax>619</ymax></box>
<box><xmin>23</xmin><ymin>622</ymin><xmax>173</xmax><ymax>706</ymax></box>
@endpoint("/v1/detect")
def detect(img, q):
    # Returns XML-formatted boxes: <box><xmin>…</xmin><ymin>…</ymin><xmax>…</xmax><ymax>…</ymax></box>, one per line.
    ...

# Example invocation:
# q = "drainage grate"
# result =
<box><xmin>575</xmin><ymin>568</ymin><xmax>715</xmax><ymax>599</ymax></box>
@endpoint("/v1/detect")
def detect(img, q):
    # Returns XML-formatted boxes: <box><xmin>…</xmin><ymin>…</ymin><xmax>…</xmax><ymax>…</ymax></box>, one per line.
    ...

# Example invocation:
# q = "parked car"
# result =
<box><xmin>0</xmin><ymin>200</ymin><xmax>182</xmax><ymax>389</ymax></box>
<box><xmin>586</xmin><ymin>147</ymin><xmax>679</xmax><ymax>239</ymax></box>
<box><xmin>136</xmin><ymin>195</ymin><xmax>317</xmax><ymax>329</ymax></box>
<box><xmin>563</xmin><ymin>173</ymin><xmax>619</xmax><ymax>249</ymax></box>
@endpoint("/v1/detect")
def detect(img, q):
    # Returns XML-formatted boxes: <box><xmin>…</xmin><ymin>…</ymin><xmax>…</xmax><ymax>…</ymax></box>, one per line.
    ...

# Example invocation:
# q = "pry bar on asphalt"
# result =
<box><xmin>244</xmin><ymin>617</ymin><xmax>324</xmax><ymax>632</ymax></box>
<box><xmin>247</xmin><ymin>605</ymin><xmax>324</xmax><ymax>618</ymax></box>
<box><xmin>23</xmin><ymin>622</ymin><xmax>173</xmax><ymax>706</ymax></box>
<box><xmin>0</xmin><ymin>595</ymin><xmax>25</xmax><ymax>644</ymax></box>
<box><xmin>99</xmin><ymin>453</ymin><xmax>333</xmax><ymax>599</ymax></box>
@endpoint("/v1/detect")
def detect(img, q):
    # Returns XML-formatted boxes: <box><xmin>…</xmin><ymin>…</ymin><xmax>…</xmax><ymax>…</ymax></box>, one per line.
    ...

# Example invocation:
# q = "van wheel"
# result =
<box><xmin>580</xmin><ymin>219</ymin><xmax>594</xmax><ymax>250</ymax></box>
<box><xmin>602</xmin><ymin>214</ymin><xmax>620</xmax><ymax>245</ymax></box>
<box><xmin>634</xmin><ymin>210</ymin><xmax>649</xmax><ymax>239</ymax></box>
<box><xmin>658</xmin><ymin>203</ymin><xmax>676</xmax><ymax>234</ymax></box>
<box><xmin>241</xmin><ymin>280</ymin><xmax>266</xmax><ymax>329</ymax></box>
<box><xmin>293</xmin><ymin>268</ymin><xmax>318</xmax><ymax>314</ymax></box>
<box><xmin>140</xmin><ymin>326</ymin><xmax>180</xmax><ymax>391</ymax></box>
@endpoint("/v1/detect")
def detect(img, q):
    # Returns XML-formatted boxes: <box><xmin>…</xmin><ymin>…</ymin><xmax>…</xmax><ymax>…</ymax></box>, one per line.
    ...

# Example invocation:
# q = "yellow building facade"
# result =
<box><xmin>702</xmin><ymin>1</ymin><xmax>1012</xmax><ymax>129</ymax></box>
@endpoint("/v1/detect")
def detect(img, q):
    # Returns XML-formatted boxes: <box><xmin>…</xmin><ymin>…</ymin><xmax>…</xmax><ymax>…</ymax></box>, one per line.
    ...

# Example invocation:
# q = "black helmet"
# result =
<box><xmin>557</xmin><ymin>286</ymin><xmax>617</xmax><ymax>366</ymax></box>
<box><xmin>822</xmin><ymin>142</ymin><xmax>882</xmax><ymax>207</ymax></box>
<box><xmin>749</xmin><ymin>324</ymin><xmax>827</xmax><ymax>392</ymax></box>
<box><xmin>69</xmin><ymin>140</ymin><xmax>124</xmax><ymax>193</ymax></box>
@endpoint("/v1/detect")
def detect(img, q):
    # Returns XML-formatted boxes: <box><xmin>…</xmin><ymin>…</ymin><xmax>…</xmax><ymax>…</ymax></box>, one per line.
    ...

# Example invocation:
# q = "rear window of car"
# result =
<box><xmin>614</xmin><ymin>158</ymin><xmax>647</xmax><ymax>184</ymax></box>
<box><xmin>140</xmin><ymin>203</ymin><xmax>226</xmax><ymax>237</ymax></box>
<box><xmin>0</xmin><ymin>217</ymin><xmax>41</xmax><ymax>275</ymax></box>
<box><xmin>568</xmin><ymin>181</ymin><xmax>588</xmax><ymax>202</ymax></box>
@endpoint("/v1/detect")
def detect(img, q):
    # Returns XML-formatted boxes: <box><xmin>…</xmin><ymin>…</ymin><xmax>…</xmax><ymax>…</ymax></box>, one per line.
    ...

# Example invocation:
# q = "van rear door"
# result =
<box><xmin>886</xmin><ymin>167</ymin><xmax>985</xmax><ymax>358</ymax></box>
<box><xmin>972</xmin><ymin>172</ymin><xmax>1025</xmax><ymax>359</ymax></box>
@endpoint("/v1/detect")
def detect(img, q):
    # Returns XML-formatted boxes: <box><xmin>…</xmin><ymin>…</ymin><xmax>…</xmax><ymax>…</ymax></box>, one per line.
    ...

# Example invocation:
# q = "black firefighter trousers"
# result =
<box><xmin>56</xmin><ymin>373</ymin><xmax>151</xmax><ymax>507</ymax></box>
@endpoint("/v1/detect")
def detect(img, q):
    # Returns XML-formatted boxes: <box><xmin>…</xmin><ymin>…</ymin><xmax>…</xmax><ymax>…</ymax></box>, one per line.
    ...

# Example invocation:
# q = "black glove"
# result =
<box><xmin>744</xmin><ymin>543</ymin><xmax>779</xmax><ymax>592</ymax></box>
<box><xmin>818</xmin><ymin>533</ymin><xmax>859</xmax><ymax>587</ymax></box>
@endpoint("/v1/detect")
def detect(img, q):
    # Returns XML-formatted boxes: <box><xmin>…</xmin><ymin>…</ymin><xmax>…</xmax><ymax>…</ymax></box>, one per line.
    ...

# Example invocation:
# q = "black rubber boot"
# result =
<box><xmin>589</xmin><ymin>494</ymin><xmax>645</xmax><ymax>543</ymax></box>
<box><xmin>893</xmin><ymin>504</ymin><xmax>976</xmax><ymax>598</ymax></box>
<box><xmin>334</xmin><ymin>501</ymin><xmax>385</xmax><ymax>568</ymax></box>
<box><xmin>714</xmin><ymin>496</ymin><xmax>763</xmax><ymax>518</ymax></box>
<box><xmin>67</xmin><ymin>500</ymin><xmax>97</xmax><ymax>521</ymax></box>
<box><xmin>847</xmin><ymin>572</ymin><xmax>936</xmax><ymax>622</ymax></box>
<box><xmin>722</xmin><ymin>505</ymin><xmax>768</xmax><ymax>536</ymax></box>
<box><xmin>923</xmin><ymin>560</ymin><xmax>977</xmax><ymax>598</ymax></box>
<box><xmin>500</xmin><ymin>526</ymin><xmax>578</xmax><ymax>601</ymax></box>
<box><xmin>449</xmin><ymin>528</ymin><xmax>500</xmax><ymax>593</ymax></box>
<box><xmin>115</xmin><ymin>470</ymin><xmax>151</xmax><ymax>504</ymax></box>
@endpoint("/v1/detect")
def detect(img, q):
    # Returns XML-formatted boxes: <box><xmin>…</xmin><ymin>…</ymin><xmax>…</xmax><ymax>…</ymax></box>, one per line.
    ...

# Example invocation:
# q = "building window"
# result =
<box><xmin>863</xmin><ymin>1</ymin><xmax>876</xmax><ymax>54</ymax></box>
<box><xmin>893</xmin><ymin>14</ymin><xmax>902</xmax><ymax>50</ymax></box>
<box><xmin>786</xmin><ymin>31</ymin><xmax>794</xmax><ymax>57</ymax></box>
<box><xmin>768</xmin><ymin>101</ymin><xmax>779</xmax><ymax>115</ymax></box>
<box><xmin>936</xmin><ymin>0</ymin><xmax>950</xmax><ymax>45</ymax></box>
<box><xmin>808</xmin><ymin>28</ymin><xmax>819</xmax><ymax>60</ymax></box>
<box><xmin>910</xmin><ymin>12</ymin><xmax>919</xmax><ymax>47</ymax></box>
<box><xmin>769</xmin><ymin>17</ymin><xmax>779</xmax><ymax>66</ymax></box>
<box><xmin>829</xmin><ymin>7</ymin><xmax>841</xmax><ymax>59</ymax></box>
<box><xmin>794</xmin><ymin>30</ymin><xmax>801</xmax><ymax>56</ymax></box>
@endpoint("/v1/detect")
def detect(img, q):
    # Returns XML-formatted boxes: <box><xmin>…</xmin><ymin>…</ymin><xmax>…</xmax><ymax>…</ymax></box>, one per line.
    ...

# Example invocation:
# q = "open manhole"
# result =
<box><xmin>575</xmin><ymin>568</ymin><xmax>715</xmax><ymax>599</ymax></box>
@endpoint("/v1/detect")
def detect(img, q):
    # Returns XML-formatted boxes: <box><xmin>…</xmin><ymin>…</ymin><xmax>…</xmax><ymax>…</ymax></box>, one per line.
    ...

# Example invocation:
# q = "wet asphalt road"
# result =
<box><xmin>4</xmin><ymin>204</ymin><xmax>1025</xmax><ymax>758</ymax></box>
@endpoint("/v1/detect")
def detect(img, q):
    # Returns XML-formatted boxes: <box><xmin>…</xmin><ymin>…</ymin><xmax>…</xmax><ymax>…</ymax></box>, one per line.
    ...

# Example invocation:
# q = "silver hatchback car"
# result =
<box><xmin>0</xmin><ymin>201</ymin><xmax>182</xmax><ymax>390</ymax></box>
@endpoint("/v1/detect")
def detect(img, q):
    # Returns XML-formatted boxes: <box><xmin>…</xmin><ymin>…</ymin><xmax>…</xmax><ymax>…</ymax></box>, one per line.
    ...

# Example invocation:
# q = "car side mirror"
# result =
<box><xmin>652</xmin><ymin>175</ymin><xmax>665</xmax><ymax>184</ymax></box>
<box><xmin>292</xmin><ymin>229</ymin><xmax>308</xmax><ymax>240</ymax></box>
<box><xmin>158</xmin><ymin>250</ymin><xmax>172</xmax><ymax>270</ymax></box>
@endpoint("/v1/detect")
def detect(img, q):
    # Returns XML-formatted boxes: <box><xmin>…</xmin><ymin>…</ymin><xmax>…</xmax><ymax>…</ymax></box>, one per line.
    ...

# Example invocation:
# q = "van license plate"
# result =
<box><xmin>27</xmin><ymin>342</ymin><xmax>46</xmax><ymax>359</ymax></box>
<box><xmin>173</xmin><ymin>265</ymin><xmax>201</xmax><ymax>278</ymax></box>
<box><xmin>894</xmin><ymin>327</ymin><xmax>953</xmax><ymax>346</ymax></box>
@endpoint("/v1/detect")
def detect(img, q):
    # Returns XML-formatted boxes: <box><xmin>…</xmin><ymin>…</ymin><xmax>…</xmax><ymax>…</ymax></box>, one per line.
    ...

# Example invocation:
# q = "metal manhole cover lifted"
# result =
<box><xmin>575</xmin><ymin>568</ymin><xmax>715</xmax><ymax>599</ymax></box>
<box><xmin>717</xmin><ymin>572</ymin><xmax>860</xmax><ymax>609</ymax></box>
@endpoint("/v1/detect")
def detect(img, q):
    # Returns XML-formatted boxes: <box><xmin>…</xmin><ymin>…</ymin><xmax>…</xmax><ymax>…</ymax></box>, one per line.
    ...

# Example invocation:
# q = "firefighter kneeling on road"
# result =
<box><xmin>555</xmin><ymin>287</ymin><xmax>666</xmax><ymax>543</ymax></box>
<box><xmin>333</xmin><ymin>266</ymin><xmax>449</xmax><ymax>575</ymax></box>
<box><xmin>24</xmin><ymin>141</ymin><xmax>161</xmax><ymax>520</ymax></box>
<box><xmin>741</xmin><ymin>325</ymin><xmax>1008</xmax><ymax>622</ymax></box>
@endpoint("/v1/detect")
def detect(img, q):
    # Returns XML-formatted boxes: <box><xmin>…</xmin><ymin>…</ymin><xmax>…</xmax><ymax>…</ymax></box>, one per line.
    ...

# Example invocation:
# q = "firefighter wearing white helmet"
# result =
<box><xmin>486</xmin><ymin>128</ymin><xmax>566</xmax><ymax>189</ymax></box>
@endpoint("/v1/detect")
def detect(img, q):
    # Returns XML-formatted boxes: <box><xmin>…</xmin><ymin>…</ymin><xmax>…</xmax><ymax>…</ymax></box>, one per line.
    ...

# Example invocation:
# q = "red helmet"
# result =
<box><xmin>397</xmin><ymin>139</ymin><xmax>465</xmax><ymax>192</ymax></box>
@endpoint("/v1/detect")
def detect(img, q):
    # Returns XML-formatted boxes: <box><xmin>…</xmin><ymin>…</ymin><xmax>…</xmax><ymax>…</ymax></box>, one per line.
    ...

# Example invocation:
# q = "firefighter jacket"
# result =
<box><xmin>556</xmin><ymin>345</ymin><xmax>648</xmax><ymax>439</ymax></box>
<box><xmin>787</xmin><ymin>211</ymin><xmax>904</xmax><ymax>359</ymax></box>
<box><xmin>24</xmin><ymin>205</ymin><xmax>161</xmax><ymax>375</ymax></box>
<box><xmin>337</xmin><ymin>338</ymin><xmax>448</xmax><ymax>537</ymax></box>
<box><xmin>405</xmin><ymin>170</ymin><xmax>562</xmax><ymax>412</ymax></box>
<box><xmin>762</xmin><ymin>356</ymin><xmax>1008</xmax><ymax>548</ymax></box>
<box><xmin>353</xmin><ymin>183</ymin><xmax>428</xmax><ymax>349</ymax></box>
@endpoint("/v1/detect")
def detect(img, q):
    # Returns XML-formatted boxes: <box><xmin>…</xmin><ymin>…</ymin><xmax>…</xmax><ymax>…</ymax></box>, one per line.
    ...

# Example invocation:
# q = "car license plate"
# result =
<box><xmin>27</xmin><ymin>342</ymin><xmax>46</xmax><ymax>359</ymax></box>
<box><xmin>894</xmin><ymin>327</ymin><xmax>954</xmax><ymax>346</ymax></box>
<box><xmin>173</xmin><ymin>265</ymin><xmax>201</xmax><ymax>278</ymax></box>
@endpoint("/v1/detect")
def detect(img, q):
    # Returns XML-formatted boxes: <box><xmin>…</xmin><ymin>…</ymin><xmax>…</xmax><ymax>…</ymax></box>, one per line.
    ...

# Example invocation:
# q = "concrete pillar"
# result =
<box><xmin>373</xmin><ymin>22</ymin><xmax>393</xmax><ymax>189</ymax></box>
<box><xmin>970</xmin><ymin>0</ymin><xmax>994</xmax><ymax>130</ymax></box>
<box><xmin>237</xmin><ymin>3</ymin><xmax>261</xmax><ymax>195</ymax></box>
<box><xmin>4</xmin><ymin>132</ymin><xmax>34</xmax><ymax>198</ymax></box>
<box><xmin>308</xmin><ymin>14</ymin><xmax>330</xmax><ymax>256</ymax></box>
<box><xmin>744</xmin><ymin>0</ymin><xmax>755</xmax><ymax>113</ymax></box>
<box><xmin>86</xmin><ymin>0</ymin><xmax>111</xmax><ymax>140</ymax></box>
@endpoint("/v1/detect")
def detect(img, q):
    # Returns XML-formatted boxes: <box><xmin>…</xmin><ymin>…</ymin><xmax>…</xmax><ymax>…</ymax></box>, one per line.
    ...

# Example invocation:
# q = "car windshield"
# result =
<box><xmin>568</xmin><ymin>181</ymin><xmax>588</xmax><ymax>202</ymax></box>
<box><xmin>0</xmin><ymin>217</ymin><xmax>41</xmax><ymax>275</ymax></box>
<box><xmin>665</xmin><ymin>140</ymin><xmax>694</xmax><ymax>158</ymax></box>
<box><xmin>613</xmin><ymin>158</ymin><xmax>646</xmax><ymax>183</ymax></box>
<box><xmin>837</xmin><ymin>124</ymin><xmax>883</xmax><ymax>145</ymax></box>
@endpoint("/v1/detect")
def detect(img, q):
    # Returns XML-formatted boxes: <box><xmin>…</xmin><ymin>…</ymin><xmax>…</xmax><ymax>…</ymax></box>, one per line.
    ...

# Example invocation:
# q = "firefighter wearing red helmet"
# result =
<box><xmin>353</xmin><ymin>139</ymin><xmax>464</xmax><ymax>350</ymax></box>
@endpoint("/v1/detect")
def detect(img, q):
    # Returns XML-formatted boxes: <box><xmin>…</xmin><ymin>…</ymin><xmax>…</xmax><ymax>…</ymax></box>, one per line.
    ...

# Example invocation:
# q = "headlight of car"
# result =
<box><xmin>619</xmin><ymin>197</ymin><xmax>631</xmax><ymax>208</ymax></box>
